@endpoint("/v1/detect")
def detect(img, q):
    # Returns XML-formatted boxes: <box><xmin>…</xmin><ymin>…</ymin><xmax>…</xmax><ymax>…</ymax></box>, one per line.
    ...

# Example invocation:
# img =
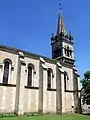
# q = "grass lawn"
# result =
<box><xmin>0</xmin><ymin>114</ymin><xmax>90</xmax><ymax>120</ymax></box>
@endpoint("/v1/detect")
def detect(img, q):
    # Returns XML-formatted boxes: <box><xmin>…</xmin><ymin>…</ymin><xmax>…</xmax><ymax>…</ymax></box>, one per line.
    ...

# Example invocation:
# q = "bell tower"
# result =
<box><xmin>51</xmin><ymin>4</ymin><xmax>75</xmax><ymax>66</ymax></box>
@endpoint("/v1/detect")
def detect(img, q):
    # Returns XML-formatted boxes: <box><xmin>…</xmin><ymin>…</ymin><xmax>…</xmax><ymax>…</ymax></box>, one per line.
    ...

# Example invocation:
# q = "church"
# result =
<box><xmin>0</xmin><ymin>7</ymin><xmax>80</xmax><ymax>115</ymax></box>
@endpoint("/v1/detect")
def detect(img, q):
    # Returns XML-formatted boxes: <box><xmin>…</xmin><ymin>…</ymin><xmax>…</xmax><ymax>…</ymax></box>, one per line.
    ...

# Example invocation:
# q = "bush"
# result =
<box><xmin>0</xmin><ymin>113</ymin><xmax>17</xmax><ymax>117</ymax></box>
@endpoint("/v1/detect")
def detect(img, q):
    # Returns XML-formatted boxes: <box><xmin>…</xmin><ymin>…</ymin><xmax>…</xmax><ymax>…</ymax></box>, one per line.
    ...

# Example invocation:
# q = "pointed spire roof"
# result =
<box><xmin>57</xmin><ymin>3</ymin><xmax>67</xmax><ymax>35</ymax></box>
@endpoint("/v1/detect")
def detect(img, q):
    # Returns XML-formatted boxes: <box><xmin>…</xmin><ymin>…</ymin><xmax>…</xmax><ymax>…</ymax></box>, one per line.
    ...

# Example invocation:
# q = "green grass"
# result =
<box><xmin>0</xmin><ymin>114</ymin><xmax>90</xmax><ymax>120</ymax></box>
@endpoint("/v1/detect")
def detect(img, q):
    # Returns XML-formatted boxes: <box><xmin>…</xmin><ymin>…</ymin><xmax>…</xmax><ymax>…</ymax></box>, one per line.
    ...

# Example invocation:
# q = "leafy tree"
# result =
<box><xmin>81</xmin><ymin>71</ymin><xmax>90</xmax><ymax>105</ymax></box>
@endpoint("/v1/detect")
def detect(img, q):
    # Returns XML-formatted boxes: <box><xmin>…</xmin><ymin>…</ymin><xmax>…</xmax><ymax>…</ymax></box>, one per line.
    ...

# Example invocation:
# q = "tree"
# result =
<box><xmin>81</xmin><ymin>71</ymin><xmax>90</xmax><ymax>105</ymax></box>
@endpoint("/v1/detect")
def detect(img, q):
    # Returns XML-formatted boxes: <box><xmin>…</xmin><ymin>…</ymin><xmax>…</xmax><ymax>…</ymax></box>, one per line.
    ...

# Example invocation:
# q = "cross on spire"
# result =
<box><xmin>59</xmin><ymin>0</ymin><xmax>62</xmax><ymax>11</ymax></box>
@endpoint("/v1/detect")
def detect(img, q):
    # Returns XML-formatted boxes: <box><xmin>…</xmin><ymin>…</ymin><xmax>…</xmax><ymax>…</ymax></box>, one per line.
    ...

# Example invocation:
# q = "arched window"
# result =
<box><xmin>47</xmin><ymin>68</ymin><xmax>53</xmax><ymax>89</ymax></box>
<box><xmin>64</xmin><ymin>72</ymin><xmax>67</xmax><ymax>91</ymax></box>
<box><xmin>27</xmin><ymin>64</ymin><xmax>34</xmax><ymax>87</ymax></box>
<box><xmin>64</xmin><ymin>71</ymin><xmax>69</xmax><ymax>91</ymax></box>
<box><xmin>3</xmin><ymin>59</ymin><xmax>11</xmax><ymax>84</ymax></box>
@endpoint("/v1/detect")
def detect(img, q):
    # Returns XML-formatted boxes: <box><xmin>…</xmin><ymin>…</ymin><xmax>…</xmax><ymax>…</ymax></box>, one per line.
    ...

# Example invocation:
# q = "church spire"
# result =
<box><xmin>51</xmin><ymin>1</ymin><xmax>74</xmax><ymax>62</ymax></box>
<box><xmin>57</xmin><ymin>2</ymin><xmax>67</xmax><ymax>35</ymax></box>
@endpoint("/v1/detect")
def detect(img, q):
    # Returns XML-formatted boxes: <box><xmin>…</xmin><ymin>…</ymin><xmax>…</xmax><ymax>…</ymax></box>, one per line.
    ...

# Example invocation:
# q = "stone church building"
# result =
<box><xmin>0</xmin><ymin>8</ymin><xmax>80</xmax><ymax>115</ymax></box>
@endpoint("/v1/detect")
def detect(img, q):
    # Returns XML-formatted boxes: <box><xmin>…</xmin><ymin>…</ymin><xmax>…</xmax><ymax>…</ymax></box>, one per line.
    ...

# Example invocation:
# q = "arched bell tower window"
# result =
<box><xmin>67</xmin><ymin>46</ymin><xmax>69</xmax><ymax>57</ymax></box>
<box><xmin>3</xmin><ymin>59</ymin><xmax>12</xmax><ymax>84</ymax></box>
<box><xmin>27</xmin><ymin>63</ymin><xmax>34</xmax><ymax>87</ymax></box>
<box><xmin>64</xmin><ymin>48</ymin><xmax>67</xmax><ymax>55</ymax></box>
<box><xmin>47</xmin><ymin>68</ymin><xmax>53</xmax><ymax>89</ymax></box>
<box><xmin>69</xmin><ymin>49</ymin><xmax>72</xmax><ymax>58</ymax></box>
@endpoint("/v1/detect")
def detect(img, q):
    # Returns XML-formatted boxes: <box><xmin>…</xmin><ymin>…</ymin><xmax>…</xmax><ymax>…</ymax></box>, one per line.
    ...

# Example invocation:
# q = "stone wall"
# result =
<box><xmin>23</xmin><ymin>89</ymin><xmax>39</xmax><ymax>113</ymax></box>
<box><xmin>0</xmin><ymin>86</ymin><xmax>16</xmax><ymax>113</ymax></box>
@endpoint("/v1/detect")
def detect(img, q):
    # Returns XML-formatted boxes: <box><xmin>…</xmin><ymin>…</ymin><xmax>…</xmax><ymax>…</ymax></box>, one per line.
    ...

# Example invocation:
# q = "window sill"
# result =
<box><xmin>47</xmin><ymin>88</ymin><xmax>56</xmax><ymax>91</ymax></box>
<box><xmin>0</xmin><ymin>83</ymin><xmax>16</xmax><ymax>87</ymax></box>
<box><xmin>65</xmin><ymin>89</ymin><xmax>81</xmax><ymax>92</ymax></box>
<box><xmin>25</xmin><ymin>86</ymin><xmax>39</xmax><ymax>89</ymax></box>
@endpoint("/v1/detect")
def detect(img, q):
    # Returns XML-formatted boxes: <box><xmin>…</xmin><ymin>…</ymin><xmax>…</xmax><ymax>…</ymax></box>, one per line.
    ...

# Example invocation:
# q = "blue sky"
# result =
<box><xmin>0</xmin><ymin>0</ymin><xmax>90</xmax><ymax>78</ymax></box>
